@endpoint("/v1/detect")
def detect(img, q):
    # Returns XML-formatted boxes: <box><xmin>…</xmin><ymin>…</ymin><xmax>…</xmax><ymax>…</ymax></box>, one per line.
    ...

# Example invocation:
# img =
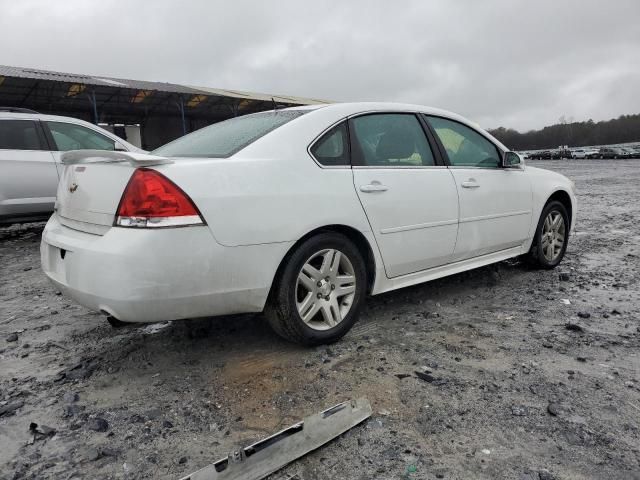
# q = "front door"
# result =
<box><xmin>425</xmin><ymin>115</ymin><xmax>532</xmax><ymax>261</ymax></box>
<box><xmin>350</xmin><ymin>113</ymin><xmax>459</xmax><ymax>278</ymax></box>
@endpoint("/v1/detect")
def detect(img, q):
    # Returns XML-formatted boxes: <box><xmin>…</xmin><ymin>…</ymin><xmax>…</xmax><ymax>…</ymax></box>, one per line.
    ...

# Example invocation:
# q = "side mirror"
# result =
<box><xmin>503</xmin><ymin>151</ymin><xmax>522</xmax><ymax>168</ymax></box>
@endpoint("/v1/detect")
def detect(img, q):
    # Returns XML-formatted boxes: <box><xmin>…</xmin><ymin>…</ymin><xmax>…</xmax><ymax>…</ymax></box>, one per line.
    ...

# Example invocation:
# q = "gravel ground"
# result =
<box><xmin>1</xmin><ymin>159</ymin><xmax>639</xmax><ymax>480</ymax></box>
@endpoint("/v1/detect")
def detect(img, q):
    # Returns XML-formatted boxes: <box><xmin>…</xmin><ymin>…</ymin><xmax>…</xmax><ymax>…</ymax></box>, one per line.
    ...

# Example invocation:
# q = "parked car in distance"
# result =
<box><xmin>530</xmin><ymin>150</ymin><xmax>552</xmax><ymax>160</ymax></box>
<box><xmin>551</xmin><ymin>148</ymin><xmax>572</xmax><ymax>159</ymax></box>
<box><xmin>585</xmin><ymin>148</ymin><xmax>600</xmax><ymax>159</ymax></box>
<box><xmin>598</xmin><ymin>146</ymin><xmax>627</xmax><ymax>159</ymax></box>
<box><xmin>41</xmin><ymin>102</ymin><xmax>577</xmax><ymax>346</ymax></box>
<box><xmin>0</xmin><ymin>108</ymin><xmax>141</xmax><ymax>224</ymax></box>
<box><xmin>571</xmin><ymin>149</ymin><xmax>588</xmax><ymax>159</ymax></box>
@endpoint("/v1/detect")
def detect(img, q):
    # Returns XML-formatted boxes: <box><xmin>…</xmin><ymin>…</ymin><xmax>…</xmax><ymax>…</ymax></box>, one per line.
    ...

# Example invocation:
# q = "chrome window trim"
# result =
<box><xmin>0</xmin><ymin>148</ymin><xmax>49</xmax><ymax>152</ymax></box>
<box><xmin>447</xmin><ymin>165</ymin><xmax>525</xmax><ymax>171</ymax></box>
<box><xmin>352</xmin><ymin>165</ymin><xmax>447</xmax><ymax>170</ymax></box>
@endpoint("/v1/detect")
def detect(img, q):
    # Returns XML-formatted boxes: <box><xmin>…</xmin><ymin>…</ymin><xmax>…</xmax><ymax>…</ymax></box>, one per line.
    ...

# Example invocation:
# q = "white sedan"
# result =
<box><xmin>41</xmin><ymin>103</ymin><xmax>576</xmax><ymax>345</ymax></box>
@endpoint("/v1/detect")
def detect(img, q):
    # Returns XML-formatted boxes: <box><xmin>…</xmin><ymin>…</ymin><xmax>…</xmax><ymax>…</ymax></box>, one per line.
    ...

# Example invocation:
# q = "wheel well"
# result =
<box><xmin>269</xmin><ymin>225</ymin><xmax>377</xmax><ymax>298</ymax></box>
<box><xmin>547</xmin><ymin>190</ymin><xmax>573</xmax><ymax>231</ymax></box>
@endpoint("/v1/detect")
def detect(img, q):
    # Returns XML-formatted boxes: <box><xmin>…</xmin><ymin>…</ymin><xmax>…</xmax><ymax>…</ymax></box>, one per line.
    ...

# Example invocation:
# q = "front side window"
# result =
<box><xmin>47</xmin><ymin>122</ymin><xmax>116</xmax><ymax>151</ymax></box>
<box><xmin>310</xmin><ymin>122</ymin><xmax>349</xmax><ymax>166</ymax></box>
<box><xmin>350</xmin><ymin>114</ymin><xmax>435</xmax><ymax>167</ymax></box>
<box><xmin>0</xmin><ymin>120</ymin><xmax>45</xmax><ymax>150</ymax></box>
<box><xmin>153</xmin><ymin>110</ymin><xmax>308</xmax><ymax>158</ymax></box>
<box><xmin>426</xmin><ymin>116</ymin><xmax>501</xmax><ymax>168</ymax></box>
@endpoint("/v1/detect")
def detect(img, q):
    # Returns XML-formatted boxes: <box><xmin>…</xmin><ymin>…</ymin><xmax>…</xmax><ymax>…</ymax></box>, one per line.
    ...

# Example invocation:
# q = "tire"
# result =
<box><xmin>265</xmin><ymin>232</ymin><xmax>367</xmax><ymax>346</ymax></box>
<box><xmin>107</xmin><ymin>316</ymin><xmax>131</xmax><ymax>328</ymax></box>
<box><xmin>526</xmin><ymin>200</ymin><xmax>570</xmax><ymax>269</ymax></box>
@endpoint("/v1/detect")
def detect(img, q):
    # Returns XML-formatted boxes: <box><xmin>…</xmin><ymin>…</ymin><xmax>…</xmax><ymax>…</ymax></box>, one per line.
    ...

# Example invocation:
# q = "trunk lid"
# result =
<box><xmin>55</xmin><ymin>150</ymin><xmax>173</xmax><ymax>233</ymax></box>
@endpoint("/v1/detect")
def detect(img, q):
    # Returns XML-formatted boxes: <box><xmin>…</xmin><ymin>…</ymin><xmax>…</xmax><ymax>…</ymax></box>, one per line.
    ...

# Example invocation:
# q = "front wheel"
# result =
<box><xmin>526</xmin><ymin>201</ymin><xmax>569</xmax><ymax>269</ymax></box>
<box><xmin>265</xmin><ymin>233</ymin><xmax>367</xmax><ymax>346</ymax></box>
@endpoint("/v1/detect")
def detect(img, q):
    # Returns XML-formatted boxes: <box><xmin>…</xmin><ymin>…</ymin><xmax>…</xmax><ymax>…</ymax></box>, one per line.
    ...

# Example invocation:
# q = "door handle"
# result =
<box><xmin>461</xmin><ymin>180</ymin><xmax>480</xmax><ymax>189</ymax></box>
<box><xmin>360</xmin><ymin>183</ymin><xmax>388</xmax><ymax>193</ymax></box>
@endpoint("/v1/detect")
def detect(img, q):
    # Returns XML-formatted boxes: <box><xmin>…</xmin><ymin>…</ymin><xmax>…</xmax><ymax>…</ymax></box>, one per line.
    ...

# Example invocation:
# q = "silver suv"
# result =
<box><xmin>0</xmin><ymin>108</ymin><xmax>140</xmax><ymax>224</ymax></box>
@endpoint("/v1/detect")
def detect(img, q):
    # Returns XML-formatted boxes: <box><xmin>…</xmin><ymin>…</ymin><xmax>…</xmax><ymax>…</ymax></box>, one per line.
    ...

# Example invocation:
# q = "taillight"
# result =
<box><xmin>115</xmin><ymin>168</ymin><xmax>204</xmax><ymax>228</ymax></box>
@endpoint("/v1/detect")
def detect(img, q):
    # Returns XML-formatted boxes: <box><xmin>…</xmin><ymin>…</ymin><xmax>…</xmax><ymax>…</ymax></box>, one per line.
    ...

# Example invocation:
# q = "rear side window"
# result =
<box><xmin>46</xmin><ymin>122</ymin><xmax>116</xmax><ymax>151</ymax></box>
<box><xmin>350</xmin><ymin>114</ymin><xmax>435</xmax><ymax>167</ymax></box>
<box><xmin>0</xmin><ymin>120</ymin><xmax>45</xmax><ymax>150</ymax></box>
<box><xmin>310</xmin><ymin>122</ymin><xmax>350</xmax><ymax>166</ymax></box>
<box><xmin>153</xmin><ymin>110</ymin><xmax>308</xmax><ymax>158</ymax></box>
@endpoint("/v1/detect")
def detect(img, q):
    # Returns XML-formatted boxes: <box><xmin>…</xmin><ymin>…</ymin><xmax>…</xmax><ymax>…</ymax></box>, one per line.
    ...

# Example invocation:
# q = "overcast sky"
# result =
<box><xmin>1</xmin><ymin>0</ymin><xmax>638</xmax><ymax>131</ymax></box>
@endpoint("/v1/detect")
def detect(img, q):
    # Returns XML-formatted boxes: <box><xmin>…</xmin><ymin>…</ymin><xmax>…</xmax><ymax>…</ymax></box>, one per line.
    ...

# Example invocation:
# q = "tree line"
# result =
<box><xmin>488</xmin><ymin>114</ymin><xmax>640</xmax><ymax>150</ymax></box>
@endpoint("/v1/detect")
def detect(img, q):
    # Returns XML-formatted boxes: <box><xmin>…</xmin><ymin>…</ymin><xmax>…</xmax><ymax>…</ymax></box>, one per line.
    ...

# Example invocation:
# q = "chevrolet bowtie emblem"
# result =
<box><xmin>69</xmin><ymin>183</ymin><xmax>78</xmax><ymax>193</ymax></box>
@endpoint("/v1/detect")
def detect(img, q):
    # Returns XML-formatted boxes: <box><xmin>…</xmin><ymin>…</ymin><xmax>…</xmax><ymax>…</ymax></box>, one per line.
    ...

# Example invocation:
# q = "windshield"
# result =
<box><xmin>152</xmin><ymin>110</ymin><xmax>308</xmax><ymax>158</ymax></box>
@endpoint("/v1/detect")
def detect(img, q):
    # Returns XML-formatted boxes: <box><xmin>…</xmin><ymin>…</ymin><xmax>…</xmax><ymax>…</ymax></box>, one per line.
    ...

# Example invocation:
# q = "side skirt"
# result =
<box><xmin>372</xmin><ymin>245</ymin><xmax>524</xmax><ymax>295</ymax></box>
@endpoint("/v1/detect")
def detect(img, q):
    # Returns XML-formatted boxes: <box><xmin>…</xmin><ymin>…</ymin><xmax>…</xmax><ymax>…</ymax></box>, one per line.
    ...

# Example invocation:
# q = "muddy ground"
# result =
<box><xmin>1</xmin><ymin>159</ymin><xmax>639</xmax><ymax>480</ymax></box>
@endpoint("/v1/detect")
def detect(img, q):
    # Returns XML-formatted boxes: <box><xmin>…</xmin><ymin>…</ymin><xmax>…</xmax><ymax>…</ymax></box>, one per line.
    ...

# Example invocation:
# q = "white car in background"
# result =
<box><xmin>0</xmin><ymin>108</ymin><xmax>140</xmax><ymax>224</ymax></box>
<box><xmin>41</xmin><ymin>103</ymin><xmax>576</xmax><ymax>345</ymax></box>
<box><xmin>572</xmin><ymin>149</ymin><xmax>588</xmax><ymax>159</ymax></box>
<box><xmin>572</xmin><ymin>148</ymin><xmax>599</xmax><ymax>159</ymax></box>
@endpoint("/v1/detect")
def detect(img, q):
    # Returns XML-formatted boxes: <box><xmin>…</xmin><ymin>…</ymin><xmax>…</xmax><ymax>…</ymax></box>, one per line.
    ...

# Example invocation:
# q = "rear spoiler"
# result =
<box><xmin>61</xmin><ymin>150</ymin><xmax>173</xmax><ymax>167</ymax></box>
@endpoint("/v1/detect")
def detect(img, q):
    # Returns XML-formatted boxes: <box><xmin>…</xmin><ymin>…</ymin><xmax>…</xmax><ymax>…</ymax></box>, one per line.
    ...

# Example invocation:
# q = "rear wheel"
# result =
<box><xmin>107</xmin><ymin>316</ymin><xmax>130</xmax><ymax>328</ymax></box>
<box><xmin>526</xmin><ymin>200</ymin><xmax>569</xmax><ymax>269</ymax></box>
<box><xmin>265</xmin><ymin>233</ymin><xmax>367</xmax><ymax>346</ymax></box>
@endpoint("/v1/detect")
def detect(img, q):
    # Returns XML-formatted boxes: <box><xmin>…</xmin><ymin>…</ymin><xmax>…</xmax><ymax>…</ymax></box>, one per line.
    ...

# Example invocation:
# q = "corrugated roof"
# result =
<box><xmin>187</xmin><ymin>85</ymin><xmax>329</xmax><ymax>105</ymax></box>
<box><xmin>0</xmin><ymin>64</ymin><xmax>330</xmax><ymax>105</ymax></box>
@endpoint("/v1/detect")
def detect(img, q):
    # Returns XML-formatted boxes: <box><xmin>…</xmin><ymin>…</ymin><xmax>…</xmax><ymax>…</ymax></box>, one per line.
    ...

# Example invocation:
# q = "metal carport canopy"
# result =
<box><xmin>0</xmin><ymin>64</ymin><xmax>329</xmax><ymax>126</ymax></box>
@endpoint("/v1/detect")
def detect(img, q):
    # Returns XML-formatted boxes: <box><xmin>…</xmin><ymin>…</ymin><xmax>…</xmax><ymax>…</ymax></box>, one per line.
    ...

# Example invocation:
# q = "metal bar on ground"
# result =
<box><xmin>179</xmin><ymin>397</ymin><xmax>372</xmax><ymax>480</ymax></box>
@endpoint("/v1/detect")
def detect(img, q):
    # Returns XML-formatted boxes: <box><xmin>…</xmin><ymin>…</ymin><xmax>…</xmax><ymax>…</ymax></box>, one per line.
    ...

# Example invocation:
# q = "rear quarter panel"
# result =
<box><xmin>157</xmin><ymin>156</ymin><xmax>371</xmax><ymax>247</ymax></box>
<box><xmin>154</xmin><ymin>107</ymin><xmax>374</xmax><ymax>247</ymax></box>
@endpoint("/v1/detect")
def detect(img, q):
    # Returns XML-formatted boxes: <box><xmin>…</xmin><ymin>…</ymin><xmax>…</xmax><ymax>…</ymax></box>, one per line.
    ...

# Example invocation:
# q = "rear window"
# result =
<box><xmin>152</xmin><ymin>110</ymin><xmax>308</xmax><ymax>158</ymax></box>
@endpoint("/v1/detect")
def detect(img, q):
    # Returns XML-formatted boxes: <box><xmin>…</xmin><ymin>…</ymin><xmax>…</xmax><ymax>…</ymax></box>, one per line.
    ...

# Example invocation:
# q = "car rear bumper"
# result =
<box><xmin>40</xmin><ymin>214</ymin><xmax>292</xmax><ymax>322</ymax></box>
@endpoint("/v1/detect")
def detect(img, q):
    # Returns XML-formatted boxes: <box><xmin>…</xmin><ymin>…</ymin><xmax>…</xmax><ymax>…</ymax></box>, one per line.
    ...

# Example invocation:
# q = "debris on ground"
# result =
<box><xmin>565</xmin><ymin>322</ymin><xmax>585</xmax><ymax>332</ymax></box>
<box><xmin>180</xmin><ymin>398</ymin><xmax>372</xmax><ymax>480</ymax></box>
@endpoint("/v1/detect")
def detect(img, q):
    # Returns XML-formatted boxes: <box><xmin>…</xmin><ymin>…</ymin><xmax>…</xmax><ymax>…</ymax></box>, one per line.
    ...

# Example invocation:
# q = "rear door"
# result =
<box><xmin>0</xmin><ymin>118</ymin><xmax>58</xmax><ymax>218</ymax></box>
<box><xmin>349</xmin><ymin>113</ymin><xmax>459</xmax><ymax>278</ymax></box>
<box><xmin>425</xmin><ymin>115</ymin><xmax>532</xmax><ymax>261</ymax></box>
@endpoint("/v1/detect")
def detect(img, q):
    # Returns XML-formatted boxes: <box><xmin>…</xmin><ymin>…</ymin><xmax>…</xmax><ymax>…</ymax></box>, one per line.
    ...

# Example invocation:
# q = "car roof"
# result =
<box><xmin>286</xmin><ymin>101</ymin><xmax>476</xmax><ymax>124</ymax></box>
<box><xmin>0</xmin><ymin>111</ymin><xmax>96</xmax><ymax>123</ymax></box>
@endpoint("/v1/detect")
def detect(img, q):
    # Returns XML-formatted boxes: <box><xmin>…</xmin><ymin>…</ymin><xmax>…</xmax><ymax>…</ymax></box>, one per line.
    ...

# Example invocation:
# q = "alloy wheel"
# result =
<box><xmin>541</xmin><ymin>211</ymin><xmax>566</xmax><ymax>262</ymax></box>
<box><xmin>295</xmin><ymin>248</ymin><xmax>357</xmax><ymax>330</ymax></box>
